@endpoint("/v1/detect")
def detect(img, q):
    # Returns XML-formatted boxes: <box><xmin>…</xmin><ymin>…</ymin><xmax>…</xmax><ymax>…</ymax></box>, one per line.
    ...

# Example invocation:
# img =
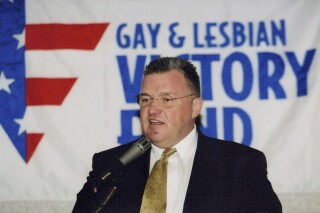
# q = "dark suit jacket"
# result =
<box><xmin>73</xmin><ymin>132</ymin><xmax>282</xmax><ymax>213</ymax></box>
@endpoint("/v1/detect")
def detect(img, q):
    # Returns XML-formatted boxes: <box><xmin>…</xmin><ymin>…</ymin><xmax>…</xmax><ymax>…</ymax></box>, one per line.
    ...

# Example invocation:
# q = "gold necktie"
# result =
<box><xmin>140</xmin><ymin>148</ymin><xmax>176</xmax><ymax>213</ymax></box>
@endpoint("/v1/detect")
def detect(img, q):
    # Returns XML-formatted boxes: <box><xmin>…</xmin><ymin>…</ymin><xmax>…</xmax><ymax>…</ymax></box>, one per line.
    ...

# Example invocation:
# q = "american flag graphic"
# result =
<box><xmin>0</xmin><ymin>0</ymin><xmax>108</xmax><ymax>163</ymax></box>
<box><xmin>0</xmin><ymin>1</ymin><xmax>319</xmax><ymax>208</ymax></box>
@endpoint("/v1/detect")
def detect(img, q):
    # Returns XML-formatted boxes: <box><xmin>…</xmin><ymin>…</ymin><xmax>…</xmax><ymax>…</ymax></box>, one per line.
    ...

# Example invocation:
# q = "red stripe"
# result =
<box><xmin>26</xmin><ymin>78</ymin><xmax>77</xmax><ymax>106</ymax></box>
<box><xmin>26</xmin><ymin>133</ymin><xmax>44</xmax><ymax>163</ymax></box>
<box><xmin>25</xmin><ymin>23</ymin><xmax>109</xmax><ymax>50</ymax></box>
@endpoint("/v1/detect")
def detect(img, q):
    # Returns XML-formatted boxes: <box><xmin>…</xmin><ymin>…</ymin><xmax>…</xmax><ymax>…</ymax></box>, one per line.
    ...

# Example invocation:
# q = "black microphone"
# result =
<box><xmin>93</xmin><ymin>137</ymin><xmax>151</xmax><ymax>212</ymax></box>
<box><xmin>119</xmin><ymin>137</ymin><xmax>151</xmax><ymax>166</ymax></box>
<box><xmin>100</xmin><ymin>137</ymin><xmax>151</xmax><ymax>181</ymax></box>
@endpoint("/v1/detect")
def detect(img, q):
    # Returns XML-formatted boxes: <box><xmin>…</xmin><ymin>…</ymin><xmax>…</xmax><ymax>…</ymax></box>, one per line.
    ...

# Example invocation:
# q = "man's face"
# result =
<box><xmin>139</xmin><ymin>70</ymin><xmax>202</xmax><ymax>148</ymax></box>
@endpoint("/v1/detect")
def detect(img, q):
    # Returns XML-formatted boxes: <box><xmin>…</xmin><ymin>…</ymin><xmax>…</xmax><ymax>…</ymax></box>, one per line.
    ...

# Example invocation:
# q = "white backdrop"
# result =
<box><xmin>0</xmin><ymin>0</ymin><xmax>319</xmax><ymax>212</ymax></box>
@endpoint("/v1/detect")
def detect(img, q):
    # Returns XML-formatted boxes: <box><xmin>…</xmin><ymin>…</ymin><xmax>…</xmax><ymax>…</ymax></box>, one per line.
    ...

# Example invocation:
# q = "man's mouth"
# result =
<box><xmin>149</xmin><ymin>119</ymin><xmax>164</xmax><ymax>125</ymax></box>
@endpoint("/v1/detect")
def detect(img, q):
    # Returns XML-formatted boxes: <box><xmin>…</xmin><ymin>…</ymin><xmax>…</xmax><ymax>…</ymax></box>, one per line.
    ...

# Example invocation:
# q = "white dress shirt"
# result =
<box><xmin>149</xmin><ymin>126</ymin><xmax>198</xmax><ymax>213</ymax></box>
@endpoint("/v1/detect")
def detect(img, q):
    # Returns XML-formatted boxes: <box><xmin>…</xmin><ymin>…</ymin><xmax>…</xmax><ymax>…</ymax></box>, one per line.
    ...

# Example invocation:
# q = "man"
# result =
<box><xmin>73</xmin><ymin>57</ymin><xmax>282</xmax><ymax>212</ymax></box>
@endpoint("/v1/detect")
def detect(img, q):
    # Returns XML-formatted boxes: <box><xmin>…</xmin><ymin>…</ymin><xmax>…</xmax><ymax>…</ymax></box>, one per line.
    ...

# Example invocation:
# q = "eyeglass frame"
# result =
<box><xmin>136</xmin><ymin>93</ymin><xmax>197</xmax><ymax>107</ymax></box>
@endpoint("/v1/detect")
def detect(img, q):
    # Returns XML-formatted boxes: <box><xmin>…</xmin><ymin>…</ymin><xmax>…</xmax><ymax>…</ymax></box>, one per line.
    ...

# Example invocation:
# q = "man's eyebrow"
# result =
<box><xmin>139</xmin><ymin>92</ymin><xmax>173</xmax><ymax>97</ymax></box>
<box><xmin>139</xmin><ymin>93</ymin><xmax>151</xmax><ymax>96</ymax></box>
<box><xmin>159</xmin><ymin>92</ymin><xmax>173</xmax><ymax>96</ymax></box>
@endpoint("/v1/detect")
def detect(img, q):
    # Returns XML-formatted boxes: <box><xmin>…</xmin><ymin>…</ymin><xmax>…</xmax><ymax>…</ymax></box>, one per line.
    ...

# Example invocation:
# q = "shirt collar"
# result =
<box><xmin>150</xmin><ymin>125</ymin><xmax>198</xmax><ymax>163</ymax></box>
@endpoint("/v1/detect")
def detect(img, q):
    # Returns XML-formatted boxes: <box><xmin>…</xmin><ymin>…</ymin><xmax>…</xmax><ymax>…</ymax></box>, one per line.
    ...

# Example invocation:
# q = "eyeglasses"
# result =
<box><xmin>136</xmin><ymin>94</ymin><xmax>196</xmax><ymax>107</ymax></box>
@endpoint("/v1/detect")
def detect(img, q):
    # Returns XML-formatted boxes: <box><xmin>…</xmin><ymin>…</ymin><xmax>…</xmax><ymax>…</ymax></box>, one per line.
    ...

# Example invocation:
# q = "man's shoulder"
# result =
<box><xmin>90</xmin><ymin>140</ymin><xmax>141</xmax><ymax>172</ymax></box>
<box><xmin>198</xmin><ymin>131</ymin><xmax>264</xmax><ymax>156</ymax></box>
<box><xmin>197</xmin><ymin>132</ymin><xmax>267</xmax><ymax>171</ymax></box>
<box><xmin>94</xmin><ymin>140</ymin><xmax>136</xmax><ymax>160</ymax></box>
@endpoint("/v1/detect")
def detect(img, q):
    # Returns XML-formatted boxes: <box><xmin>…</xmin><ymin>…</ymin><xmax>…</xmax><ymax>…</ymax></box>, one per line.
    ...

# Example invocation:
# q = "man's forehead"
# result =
<box><xmin>139</xmin><ymin>92</ymin><xmax>173</xmax><ymax>96</ymax></box>
<box><xmin>144</xmin><ymin>69</ymin><xmax>183</xmax><ymax>77</ymax></box>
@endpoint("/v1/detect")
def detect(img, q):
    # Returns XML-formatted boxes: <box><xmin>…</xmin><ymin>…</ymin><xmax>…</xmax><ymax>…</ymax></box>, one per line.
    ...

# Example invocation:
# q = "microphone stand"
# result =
<box><xmin>92</xmin><ymin>137</ymin><xmax>151</xmax><ymax>212</ymax></box>
<box><xmin>93</xmin><ymin>168</ymin><xmax>121</xmax><ymax>213</ymax></box>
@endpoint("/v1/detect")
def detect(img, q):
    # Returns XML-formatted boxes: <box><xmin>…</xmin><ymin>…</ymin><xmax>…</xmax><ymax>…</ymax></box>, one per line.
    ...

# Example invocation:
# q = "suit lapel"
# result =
<box><xmin>107</xmin><ymin>149</ymin><xmax>150</xmax><ymax>212</ymax></box>
<box><xmin>183</xmin><ymin>133</ymin><xmax>225</xmax><ymax>212</ymax></box>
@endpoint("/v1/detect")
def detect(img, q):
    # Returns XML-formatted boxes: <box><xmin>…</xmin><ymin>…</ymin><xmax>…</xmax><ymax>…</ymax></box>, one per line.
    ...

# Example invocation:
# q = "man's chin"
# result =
<box><xmin>147</xmin><ymin>135</ymin><xmax>166</xmax><ymax>145</ymax></box>
<box><xmin>148</xmin><ymin>137</ymin><xmax>174</xmax><ymax>149</ymax></box>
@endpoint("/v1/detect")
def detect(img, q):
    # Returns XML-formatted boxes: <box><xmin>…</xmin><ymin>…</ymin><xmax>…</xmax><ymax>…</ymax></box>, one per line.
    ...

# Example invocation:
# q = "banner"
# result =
<box><xmin>0</xmin><ymin>0</ymin><xmax>319</xmax><ymax>203</ymax></box>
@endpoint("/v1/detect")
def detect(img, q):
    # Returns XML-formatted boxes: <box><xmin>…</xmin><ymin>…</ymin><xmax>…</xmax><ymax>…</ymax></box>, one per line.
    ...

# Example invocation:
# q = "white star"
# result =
<box><xmin>15</xmin><ymin>116</ymin><xmax>27</xmax><ymax>135</ymax></box>
<box><xmin>13</xmin><ymin>28</ymin><xmax>25</xmax><ymax>49</ymax></box>
<box><xmin>0</xmin><ymin>71</ymin><xmax>15</xmax><ymax>94</ymax></box>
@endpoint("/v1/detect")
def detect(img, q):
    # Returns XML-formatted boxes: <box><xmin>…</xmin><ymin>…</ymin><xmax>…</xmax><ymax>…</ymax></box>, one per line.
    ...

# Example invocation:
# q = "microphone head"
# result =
<box><xmin>119</xmin><ymin>137</ymin><xmax>151</xmax><ymax>166</ymax></box>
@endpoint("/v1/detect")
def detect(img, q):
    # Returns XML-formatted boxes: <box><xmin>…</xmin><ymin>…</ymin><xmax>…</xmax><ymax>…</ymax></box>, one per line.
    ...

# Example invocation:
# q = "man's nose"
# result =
<box><xmin>147</xmin><ymin>98</ymin><xmax>162</xmax><ymax>114</ymax></box>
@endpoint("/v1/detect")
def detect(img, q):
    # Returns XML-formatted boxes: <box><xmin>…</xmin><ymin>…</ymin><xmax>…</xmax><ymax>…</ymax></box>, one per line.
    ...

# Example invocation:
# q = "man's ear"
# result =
<box><xmin>192</xmin><ymin>97</ymin><xmax>203</xmax><ymax>119</ymax></box>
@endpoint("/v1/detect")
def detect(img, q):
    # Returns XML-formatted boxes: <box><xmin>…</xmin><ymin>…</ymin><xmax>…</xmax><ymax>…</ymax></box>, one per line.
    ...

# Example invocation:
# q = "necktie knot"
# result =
<box><xmin>162</xmin><ymin>148</ymin><xmax>176</xmax><ymax>159</ymax></box>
